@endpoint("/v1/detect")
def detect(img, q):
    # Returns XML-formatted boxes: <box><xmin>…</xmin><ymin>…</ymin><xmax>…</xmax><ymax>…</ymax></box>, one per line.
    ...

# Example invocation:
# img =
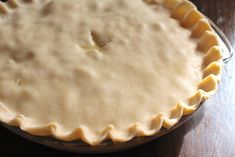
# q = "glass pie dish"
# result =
<box><xmin>0</xmin><ymin>18</ymin><xmax>233</xmax><ymax>154</ymax></box>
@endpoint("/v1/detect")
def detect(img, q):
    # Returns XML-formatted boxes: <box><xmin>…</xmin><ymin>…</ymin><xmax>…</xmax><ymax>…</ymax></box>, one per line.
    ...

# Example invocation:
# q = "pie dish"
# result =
<box><xmin>0</xmin><ymin>0</ymin><xmax>223</xmax><ymax>145</ymax></box>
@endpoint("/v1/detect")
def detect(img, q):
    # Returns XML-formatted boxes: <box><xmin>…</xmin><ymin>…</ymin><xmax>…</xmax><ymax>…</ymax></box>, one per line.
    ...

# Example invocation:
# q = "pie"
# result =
<box><xmin>0</xmin><ymin>0</ymin><xmax>223</xmax><ymax>145</ymax></box>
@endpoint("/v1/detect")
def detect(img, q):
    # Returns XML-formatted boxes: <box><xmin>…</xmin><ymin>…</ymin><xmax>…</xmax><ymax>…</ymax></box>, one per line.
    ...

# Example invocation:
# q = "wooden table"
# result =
<box><xmin>0</xmin><ymin>0</ymin><xmax>234</xmax><ymax>156</ymax></box>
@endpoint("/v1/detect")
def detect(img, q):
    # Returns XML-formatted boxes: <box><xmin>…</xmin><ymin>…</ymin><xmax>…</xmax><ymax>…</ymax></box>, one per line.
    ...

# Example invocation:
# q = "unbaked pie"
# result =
<box><xmin>0</xmin><ymin>0</ymin><xmax>223</xmax><ymax>145</ymax></box>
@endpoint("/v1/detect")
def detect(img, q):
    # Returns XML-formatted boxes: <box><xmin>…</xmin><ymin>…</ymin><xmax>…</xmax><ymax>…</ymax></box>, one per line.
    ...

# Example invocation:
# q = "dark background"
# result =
<box><xmin>0</xmin><ymin>0</ymin><xmax>235</xmax><ymax>156</ymax></box>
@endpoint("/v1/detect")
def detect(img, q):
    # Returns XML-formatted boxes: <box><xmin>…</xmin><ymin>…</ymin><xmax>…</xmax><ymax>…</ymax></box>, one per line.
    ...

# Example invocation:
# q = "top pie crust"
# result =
<box><xmin>0</xmin><ymin>0</ymin><xmax>223</xmax><ymax>145</ymax></box>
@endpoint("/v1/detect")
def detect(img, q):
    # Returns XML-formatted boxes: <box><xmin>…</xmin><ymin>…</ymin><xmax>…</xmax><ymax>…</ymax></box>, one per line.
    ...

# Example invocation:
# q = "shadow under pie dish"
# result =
<box><xmin>0</xmin><ymin>0</ymin><xmax>225</xmax><ymax>146</ymax></box>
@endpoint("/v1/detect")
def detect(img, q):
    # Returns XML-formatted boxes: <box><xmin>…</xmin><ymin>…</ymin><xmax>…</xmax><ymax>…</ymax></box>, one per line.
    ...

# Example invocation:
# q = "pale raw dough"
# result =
<box><xmin>0</xmin><ymin>0</ymin><xmax>203</xmax><ymax>134</ymax></box>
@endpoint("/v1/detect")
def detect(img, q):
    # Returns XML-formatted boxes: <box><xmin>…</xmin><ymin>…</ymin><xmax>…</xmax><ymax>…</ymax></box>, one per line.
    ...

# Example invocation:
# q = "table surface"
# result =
<box><xmin>0</xmin><ymin>0</ymin><xmax>234</xmax><ymax>157</ymax></box>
